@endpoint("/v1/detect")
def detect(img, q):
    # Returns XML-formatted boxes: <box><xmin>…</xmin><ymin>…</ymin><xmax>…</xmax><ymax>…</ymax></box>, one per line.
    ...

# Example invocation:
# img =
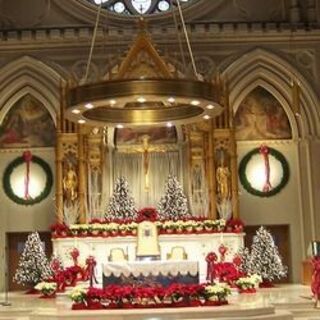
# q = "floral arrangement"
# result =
<box><xmin>50</xmin><ymin>222</ymin><xmax>69</xmax><ymax>236</ymax></box>
<box><xmin>204</xmin><ymin>283</ymin><xmax>231</xmax><ymax>304</ymax></box>
<box><xmin>52</xmin><ymin>217</ymin><xmax>235</xmax><ymax>239</ymax></box>
<box><xmin>213</xmin><ymin>262</ymin><xmax>243</xmax><ymax>284</ymax></box>
<box><xmin>235</xmin><ymin>274</ymin><xmax>262</xmax><ymax>293</ymax></box>
<box><xmin>136</xmin><ymin>207</ymin><xmax>158</xmax><ymax>222</ymax></box>
<box><xmin>69</xmin><ymin>283</ymin><xmax>231</xmax><ymax>310</ymax></box>
<box><xmin>35</xmin><ymin>282</ymin><xmax>57</xmax><ymax>298</ymax></box>
<box><xmin>69</xmin><ymin>286</ymin><xmax>87</xmax><ymax>307</ymax></box>
<box><xmin>226</xmin><ymin>218</ymin><xmax>244</xmax><ymax>233</ymax></box>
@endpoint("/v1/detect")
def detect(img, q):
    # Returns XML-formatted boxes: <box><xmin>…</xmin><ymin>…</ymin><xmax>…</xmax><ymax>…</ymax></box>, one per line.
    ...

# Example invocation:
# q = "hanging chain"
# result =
<box><xmin>175</xmin><ymin>0</ymin><xmax>198</xmax><ymax>79</ymax></box>
<box><xmin>170</xmin><ymin>0</ymin><xmax>187</xmax><ymax>74</ymax></box>
<box><xmin>83</xmin><ymin>2</ymin><xmax>103</xmax><ymax>84</ymax></box>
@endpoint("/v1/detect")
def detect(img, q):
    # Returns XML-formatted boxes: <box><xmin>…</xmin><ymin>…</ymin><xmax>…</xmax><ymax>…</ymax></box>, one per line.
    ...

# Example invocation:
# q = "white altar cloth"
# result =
<box><xmin>103</xmin><ymin>260</ymin><xmax>199</xmax><ymax>277</ymax></box>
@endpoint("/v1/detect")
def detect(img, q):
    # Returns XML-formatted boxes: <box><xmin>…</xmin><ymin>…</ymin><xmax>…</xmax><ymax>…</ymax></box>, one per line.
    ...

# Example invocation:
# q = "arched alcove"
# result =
<box><xmin>0</xmin><ymin>56</ymin><xmax>65</xmax><ymax>124</ymax></box>
<box><xmin>222</xmin><ymin>48</ymin><xmax>320</xmax><ymax>139</ymax></box>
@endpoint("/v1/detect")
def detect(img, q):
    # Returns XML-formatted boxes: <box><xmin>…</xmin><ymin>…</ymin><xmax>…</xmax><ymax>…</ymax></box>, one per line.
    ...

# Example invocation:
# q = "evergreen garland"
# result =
<box><xmin>248</xmin><ymin>226</ymin><xmax>287</xmax><ymax>282</ymax></box>
<box><xmin>106</xmin><ymin>176</ymin><xmax>137</xmax><ymax>220</ymax></box>
<box><xmin>239</xmin><ymin>147</ymin><xmax>289</xmax><ymax>197</ymax></box>
<box><xmin>13</xmin><ymin>232</ymin><xmax>52</xmax><ymax>286</ymax></box>
<box><xmin>3</xmin><ymin>155</ymin><xmax>53</xmax><ymax>205</ymax></box>
<box><xmin>157</xmin><ymin>174</ymin><xmax>190</xmax><ymax>220</ymax></box>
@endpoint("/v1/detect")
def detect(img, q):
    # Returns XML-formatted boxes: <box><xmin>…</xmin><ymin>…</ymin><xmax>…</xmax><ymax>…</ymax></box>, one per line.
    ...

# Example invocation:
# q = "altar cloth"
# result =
<box><xmin>102</xmin><ymin>260</ymin><xmax>199</xmax><ymax>287</ymax></box>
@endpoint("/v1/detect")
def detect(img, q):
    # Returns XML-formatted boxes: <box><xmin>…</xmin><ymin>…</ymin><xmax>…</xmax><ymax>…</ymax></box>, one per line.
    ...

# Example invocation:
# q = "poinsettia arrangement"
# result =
<box><xmin>35</xmin><ymin>282</ymin><xmax>57</xmax><ymax>297</ymax></box>
<box><xmin>235</xmin><ymin>274</ymin><xmax>262</xmax><ymax>293</ymax></box>
<box><xmin>69</xmin><ymin>283</ymin><xmax>231</xmax><ymax>310</ymax></box>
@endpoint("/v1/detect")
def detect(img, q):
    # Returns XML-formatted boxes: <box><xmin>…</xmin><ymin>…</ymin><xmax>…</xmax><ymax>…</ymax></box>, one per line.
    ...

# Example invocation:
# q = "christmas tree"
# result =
<box><xmin>248</xmin><ymin>226</ymin><xmax>287</xmax><ymax>282</ymax></box>
<box><xmin>157</xmin><ymin>174</ymin><xmax>190</xmax><ymax>220</ymax></box>
<box><xmin>14</xmin><ymin>232</ymin><xmax>52</xmax><ymax>286</ymax></box>
<box><xmin>237</xmin><ymin>247</ymin><xmax>251</xmax><ymax>275</ymax></box>
<box><xmin>106</xmin><ymin>176</ymin><xmax>137</xmax><ymax>220</ymax></box>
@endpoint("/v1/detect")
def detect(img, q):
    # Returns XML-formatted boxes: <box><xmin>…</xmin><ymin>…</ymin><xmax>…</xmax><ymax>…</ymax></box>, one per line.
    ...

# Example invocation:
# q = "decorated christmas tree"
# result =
<box><xmin>248</xmin><ymin>226</ymin><xmax>287</xmax><ymax>283</ymax></box>
<box><xmin>14</xmin><ymin>232</ymin><xmax>52</xmax><ymax>286</ymax></box>
<box><xmin>106</xmin><ymin>176</ymin><xmax>137</xmax><ymax>220</ymax></box>
<box><xmin>158</xmin><ymin>174</ymin><xmax>190</xmax><ymax>220</ymax></box>
<box><xmin>237</xmin><ymin>247</ymin><xmax>251</xmax><ymax>275</ymax></box>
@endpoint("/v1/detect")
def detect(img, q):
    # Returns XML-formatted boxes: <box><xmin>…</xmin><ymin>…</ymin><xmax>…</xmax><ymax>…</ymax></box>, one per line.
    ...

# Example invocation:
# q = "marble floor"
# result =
<box><xmin>0</xmin><ymin>285</ymin><xmax>317</xmax><ymax>320</ymax></box>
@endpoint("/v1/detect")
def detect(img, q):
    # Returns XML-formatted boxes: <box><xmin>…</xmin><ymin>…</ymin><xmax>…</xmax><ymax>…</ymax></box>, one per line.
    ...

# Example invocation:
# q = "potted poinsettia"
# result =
<box><xmin>236</xmin><ymin>274</ymin><xmax>262</xmax><ymax>293</ymax></box>
<box><xmin>69</xmin><ymin>286</ymin><xmax>87</xmax><ymax>310</ymax></box>
<box><xmin>35</xmin><ymin>282</ymin><xmax>57</xmax><ymax>298</ymax></box>
<box><xmin>204</xmin><ymin>283</ymin><xmax>231</xmax><ymax>305</ymax></box>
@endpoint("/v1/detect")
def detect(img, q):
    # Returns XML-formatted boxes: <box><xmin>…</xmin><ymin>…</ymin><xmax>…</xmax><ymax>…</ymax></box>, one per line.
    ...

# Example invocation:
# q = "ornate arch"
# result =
<box><xmin>222</xmin><ymin>48</ymin><xmax>320</xmax><ymax>139</ymax></box>
<box><xmin>0</xmin><ymin>56</ymin><xmax>65</xmax><ymax>125</ymax></box>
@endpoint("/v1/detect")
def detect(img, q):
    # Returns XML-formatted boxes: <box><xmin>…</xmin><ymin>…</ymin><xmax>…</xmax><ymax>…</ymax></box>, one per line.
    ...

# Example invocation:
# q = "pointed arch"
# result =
<box><xmin>222</xmin><ymin>48</ymin><xmax>320</xmax><ymax>139</ymax></box>
<box><xmin>0</xmin><ymin>56</ymin><xmax>66</xmax><ymax>125</ymax></box>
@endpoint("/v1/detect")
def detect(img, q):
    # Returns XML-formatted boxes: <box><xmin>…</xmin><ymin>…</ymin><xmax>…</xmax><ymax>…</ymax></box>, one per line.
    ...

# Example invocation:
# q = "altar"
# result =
<box><xmin>52</xmin><ymin>232</ymin><xmax>244</xmax><ymax>284</ymax></box>
<box><xmin>103</xmin><ymin>260</ymin><xmax>199</xmax><ymax>287</ymax></box>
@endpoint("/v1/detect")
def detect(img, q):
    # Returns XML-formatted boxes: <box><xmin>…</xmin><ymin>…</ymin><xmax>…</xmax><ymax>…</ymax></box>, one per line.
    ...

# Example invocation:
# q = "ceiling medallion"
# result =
<box><xmin>65</xmin><ymin>17</ymin><xmax>223</xmax><ymax>127</ymax></box>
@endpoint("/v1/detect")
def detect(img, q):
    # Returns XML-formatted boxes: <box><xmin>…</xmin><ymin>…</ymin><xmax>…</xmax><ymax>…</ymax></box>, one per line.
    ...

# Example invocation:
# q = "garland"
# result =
<box><xmin>239</xmin><ymin>147</ymin><xmax>289</xmax><ymax>197</ymax></box>
<box><xmin>3</xmin><ymin>155</ymin><xmax>53</xmax><ymax>205</ymax></box>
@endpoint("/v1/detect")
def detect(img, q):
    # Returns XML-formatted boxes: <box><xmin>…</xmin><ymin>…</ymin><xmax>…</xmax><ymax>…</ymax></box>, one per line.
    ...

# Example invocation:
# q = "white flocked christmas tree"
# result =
<box><xmin>106</xmin><ymin>176</ymin><xmax>137</xmax><ymax>220</ymax></box>
<box><xmin>248</xmin><ymin>226</ymin><xmax>287</xmax><ymax>282</ymax></box>
<box><xmin>14</xmin><ymin>232</ymin><xmax>52</xmax><ymax>286</ymax></box>
<box><xmin>158</xmin><ymin>174</ymin><xmax>190</xmax><ymax>220</ymax></box>
<box><xmin>237</xmin><ymin>246</ymin><xmax>251</xmax><ymax>275</ymax></box>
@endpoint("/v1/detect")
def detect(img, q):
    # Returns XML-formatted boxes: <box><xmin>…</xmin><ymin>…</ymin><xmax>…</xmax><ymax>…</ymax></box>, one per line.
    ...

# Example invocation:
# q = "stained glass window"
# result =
<box><xmin>88</xmin><ymin>0</ymin><xmax>192</xmax><ymax>15</ymax></box>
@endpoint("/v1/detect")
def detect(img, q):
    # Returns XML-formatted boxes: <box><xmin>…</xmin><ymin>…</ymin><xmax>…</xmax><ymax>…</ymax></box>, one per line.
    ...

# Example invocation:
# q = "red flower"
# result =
<box><xmin>136</xmin><ymin>207</ymin><xmax>158</xmax><ymax>222</ymax></box>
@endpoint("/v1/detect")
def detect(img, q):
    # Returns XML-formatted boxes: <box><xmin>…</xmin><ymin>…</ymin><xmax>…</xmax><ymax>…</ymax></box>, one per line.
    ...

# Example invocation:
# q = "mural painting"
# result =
<box><xmin>235</xmin><ymin>87</ymin><xmax>292</xmax><ymax>140</ymax></box>
<box><xmin>115</xmin><ymin>126</ymin><xmax>177</xmax><ymax>145</ymax></box>
<box><xmin>0</xmin><ymin>94</ymin><xmax>56</xmax><ymax>148</ymax></box>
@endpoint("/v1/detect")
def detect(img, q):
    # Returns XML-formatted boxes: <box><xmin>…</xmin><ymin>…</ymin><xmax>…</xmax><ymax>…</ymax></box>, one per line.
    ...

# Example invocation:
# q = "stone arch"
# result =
<box><xmin>222</xmin><ymin>48</ymin><xmax>320</xmax><ymax>139</ymax></box>
<box><xmin>0</xmin><ymin>55</ymin><xmax>65</xmax><ymax>125</ymax></box>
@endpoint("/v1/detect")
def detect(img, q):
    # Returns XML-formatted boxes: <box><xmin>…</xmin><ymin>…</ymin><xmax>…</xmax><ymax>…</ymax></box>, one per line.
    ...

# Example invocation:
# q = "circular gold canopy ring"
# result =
<box><xmin>66</xmin><ymin>78</ymin><xmax>223</xmax><ymax>127</ymax></box>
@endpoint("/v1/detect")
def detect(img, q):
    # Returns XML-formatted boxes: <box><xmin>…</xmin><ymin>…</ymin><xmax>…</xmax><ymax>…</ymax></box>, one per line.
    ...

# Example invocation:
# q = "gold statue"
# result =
<box><xmin>63</xmin><ymin>164</ymin><xmax>78</xmax><ymax>203</ymax></box>
<box><xmin>216</xmin><ymin>159</ymin><xmax>230</xmax><ymax>201</ymax></box>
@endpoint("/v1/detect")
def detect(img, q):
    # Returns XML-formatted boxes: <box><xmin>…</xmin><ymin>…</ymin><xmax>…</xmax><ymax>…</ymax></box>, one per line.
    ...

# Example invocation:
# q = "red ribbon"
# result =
<box><xmin>23</xmin><ymin>150</ymin><xmax>33</xmax><ymax>199</ymax></box>
<box><xmin>205</xmin><ymin>252</ymin><xmax>217</xmax><ymax>282</ymax></box>
<box><xmin>85</xmin><ymin>256</ymin><xmax>97</xmax><ymax>287</ymax></box>
<box><xmin>259</xmin><ymin>145</ymin><xmax>272</xmax><ymax>192</ymax></box>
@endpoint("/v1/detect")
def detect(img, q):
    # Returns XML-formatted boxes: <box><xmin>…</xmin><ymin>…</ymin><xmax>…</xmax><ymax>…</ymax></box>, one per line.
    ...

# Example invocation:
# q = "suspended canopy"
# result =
<box><xmin>65</xmin><ymin>21</ymin><xmax>223</xmax><ymax>127</ymax></box>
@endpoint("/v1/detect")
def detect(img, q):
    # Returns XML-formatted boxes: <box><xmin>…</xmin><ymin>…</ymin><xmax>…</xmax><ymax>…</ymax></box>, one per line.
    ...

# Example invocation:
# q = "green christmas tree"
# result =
<box><xmin>158</xmin><ymin>174</ymin><xmax>190</xmax><ymax>220</ymax></box>
<box><xmin>106</xmin><ymin>176</ymin><xmax>137</xmax><ymax>220</ymax></box>
<box><xmin>248</xmin><ymin>226</ymin><xmax>287</xmax><ymax>282</ymax></box>
<box><xmin>14</xmin><ymin>232</ymin><xmax>52</xmax><ymax>286</ymax></box>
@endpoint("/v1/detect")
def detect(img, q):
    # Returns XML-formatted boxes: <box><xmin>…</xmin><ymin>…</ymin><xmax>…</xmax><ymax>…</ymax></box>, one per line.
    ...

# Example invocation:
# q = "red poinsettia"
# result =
<box><xmin>136</xmin><ymin>207</ymin><xmax>159</xmax><ymax>222</ymax></box>
<box><xmin>226</xmin><ymin>218</ymin><xmax>245</xmax><ymax>233</ymax></box>
<box><xmin>50</xmin><ymin>222</ymin><xmax>69</xmax><ymax>236</ymax></box>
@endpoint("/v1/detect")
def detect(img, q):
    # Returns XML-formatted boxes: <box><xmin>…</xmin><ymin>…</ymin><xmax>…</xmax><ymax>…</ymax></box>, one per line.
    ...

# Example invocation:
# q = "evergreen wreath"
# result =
<box><xmin>3</xmin><ymin>155</ymin><xmax>53</xmax><ymax>205</ymax></box>
<box><xmin>239</xmin><ymin>147</ymin><xmax>289</xmax><ymax>197</ymax></box>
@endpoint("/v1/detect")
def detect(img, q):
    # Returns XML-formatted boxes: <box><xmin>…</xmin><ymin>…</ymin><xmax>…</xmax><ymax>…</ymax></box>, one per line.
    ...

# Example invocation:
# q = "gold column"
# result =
<box><xmin>78</xmin><ymin>125</ymin><xmax>87</xmax><ymax>223</ymax></box>
<box><xmin>230</xmin><ymin>129</ymin><xmax>239</xmax><ymax>218</ymax></box>
<box><xmin>207</xmin><ymin>121</ymin><xmax>217</xmax><ymax>219</ymax></box>
<box><xmin>55</xmin><ymin>83</ymin><xmax>65</xmax><ymax>223</ymax></box>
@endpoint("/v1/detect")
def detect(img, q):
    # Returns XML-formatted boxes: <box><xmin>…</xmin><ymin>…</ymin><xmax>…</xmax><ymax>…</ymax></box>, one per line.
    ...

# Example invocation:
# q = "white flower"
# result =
<box><xmin>69</xmin><ymin>286</ymin><xmax>87</xmax><ymax>302</ymax></box>
<box><xmin>35</xmin><ymin>282</ymin><xmax>57</xmax><ymax>293</ymax></box>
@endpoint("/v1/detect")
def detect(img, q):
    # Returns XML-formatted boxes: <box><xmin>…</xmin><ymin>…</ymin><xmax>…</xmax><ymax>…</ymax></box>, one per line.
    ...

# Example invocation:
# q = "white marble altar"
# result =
<box><xmin>52</xmin><ymin>233</ymin><xmax>244</xmax><ymax>283</ymax></box>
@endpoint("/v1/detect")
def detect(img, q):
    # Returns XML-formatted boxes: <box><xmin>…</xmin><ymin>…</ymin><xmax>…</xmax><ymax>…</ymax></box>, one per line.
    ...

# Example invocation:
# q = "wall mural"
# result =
<box><xmin>235</xmin><ymin>87</ymin><xmax>292</xmax><ymax>141</ymax></box>
<box><xmin>115</xmin><ymin>126</ymin><xmax>177</xmax><ymax>145</ymax></box>
<box><xmin>0</xmin><ymin>94</ymin><xmax>56</xmax><ymax>148</ymax></box>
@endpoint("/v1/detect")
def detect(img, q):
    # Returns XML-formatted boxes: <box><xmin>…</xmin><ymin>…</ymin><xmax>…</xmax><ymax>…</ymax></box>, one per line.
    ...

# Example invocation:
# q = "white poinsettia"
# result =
<box><xmin>236</xmin><ymin>274</ymin><xmax>262</xmax><ymax>289</ymax></box>
<box><xmin>35</xmin><ymin>282</ymin><xmax>57</xmax><ymax>294</ymax></box>
<box><xmin>69</xmin><ymin>286</ymin><xmax>87</xmax><ymax>303</ymax></box>
<box><xmin>205</xmin><ymin>283</ymin><xmax>231</xmax><ymax>301</ymax></box>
